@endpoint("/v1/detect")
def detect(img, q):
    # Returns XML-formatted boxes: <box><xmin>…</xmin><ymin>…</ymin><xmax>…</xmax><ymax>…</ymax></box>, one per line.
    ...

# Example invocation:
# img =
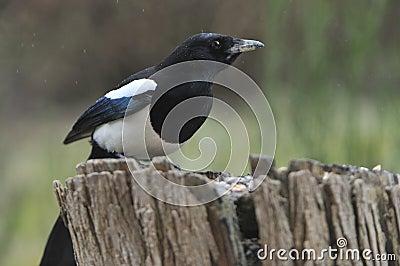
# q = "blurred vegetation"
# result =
<box><xmin>263</xmin><ymin>0</ymin><xmax>400</xmax><ymax>169</ymax></box>
<box><xmin>0</xmin><ymin>0</ymin><xmax>399</xmax><ymax>265</ymax></box>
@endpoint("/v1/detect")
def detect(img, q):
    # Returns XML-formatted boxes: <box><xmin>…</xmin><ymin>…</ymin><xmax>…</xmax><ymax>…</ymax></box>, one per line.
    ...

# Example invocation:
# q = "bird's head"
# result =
<box><xmin>161</xmin><ymin>33</ymin><xmax>264</xmax><ymax>67</ymax></box>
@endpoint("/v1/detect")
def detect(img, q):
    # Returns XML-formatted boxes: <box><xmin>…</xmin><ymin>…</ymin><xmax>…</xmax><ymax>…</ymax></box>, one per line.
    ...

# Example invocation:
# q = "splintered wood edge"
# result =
<box><xmin>53</xmin><ymin>180</ymin><xmax>68</xmax><ymax>225</ymax></box>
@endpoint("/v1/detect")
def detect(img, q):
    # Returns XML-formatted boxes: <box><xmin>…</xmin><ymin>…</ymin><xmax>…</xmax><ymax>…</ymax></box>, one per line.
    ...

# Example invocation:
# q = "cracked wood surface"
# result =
<box><xmin>53</xmin><ymin>156</ymin><xmax>400</xmax><ymax>265</ymax></box>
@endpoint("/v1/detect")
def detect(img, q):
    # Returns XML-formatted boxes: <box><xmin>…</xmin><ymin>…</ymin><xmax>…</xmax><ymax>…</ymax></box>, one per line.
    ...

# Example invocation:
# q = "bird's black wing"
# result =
<box><xmin>63</xmin><ymin>91</ymin><xmax>153</xmax><ymax>144</ymax></box>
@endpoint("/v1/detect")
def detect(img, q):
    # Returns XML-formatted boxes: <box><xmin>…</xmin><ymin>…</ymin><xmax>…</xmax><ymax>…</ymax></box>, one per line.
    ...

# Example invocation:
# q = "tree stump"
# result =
<box><xmin>53</xmin><ymin>156</ymin><xmax>400</xmax><ymax>265</ymax></box>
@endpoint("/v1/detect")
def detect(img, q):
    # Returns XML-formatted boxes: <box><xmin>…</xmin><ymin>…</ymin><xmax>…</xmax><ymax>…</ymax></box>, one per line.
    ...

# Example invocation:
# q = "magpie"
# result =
<box><xmin>40</xmin><ymin>33</ymin><xmax>264</xmax><ymax>266</ymax></box>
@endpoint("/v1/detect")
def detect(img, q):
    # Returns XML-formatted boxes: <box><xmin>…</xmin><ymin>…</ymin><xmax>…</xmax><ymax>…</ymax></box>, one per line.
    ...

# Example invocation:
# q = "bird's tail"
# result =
<box><xmin>40</xmin><ymin>215</ymin><xmax>76</xmax><ymax>266</ymax></box>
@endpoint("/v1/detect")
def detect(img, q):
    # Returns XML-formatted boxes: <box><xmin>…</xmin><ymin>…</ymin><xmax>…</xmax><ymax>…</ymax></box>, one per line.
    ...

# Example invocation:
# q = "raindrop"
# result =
<box><xmin>44</xmin><ymin>79</ymin><xmax>47</xmax><ymax>83</ymax></box>
<box><xmin>16</xmin><ymin>68</ymin><xmax>20</xmax><ymax>73</ymax></box>
<box><xmin>142</xmin><ymin>8</ymin><xmax>145</xmax><ymax>12</ymax></box>
<box><xmin>83</xmin><ymin>49</ymin><xmax>87</xmax><ymax>53</ymax></box>
<box><xmin>75</xmin><ymin>80</ymin><xmax>79</xmax><ymax>85</ymax></box>
<box><xmin>31</xmin><ymin>43</ymin><xmax>35</xmax><ymax>48</ymax></box>
<box><xmin>20</xmin><ymin>42</ymin><xmax>25</xmax><ymax>47</ymax></box>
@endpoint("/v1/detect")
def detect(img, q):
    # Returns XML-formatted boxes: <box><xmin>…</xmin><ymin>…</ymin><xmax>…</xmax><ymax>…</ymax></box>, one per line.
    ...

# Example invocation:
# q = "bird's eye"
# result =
<box><xmin>211</xmin><ymin>40</ymin><xmax>222</xmax><ymax>49</ymax></box>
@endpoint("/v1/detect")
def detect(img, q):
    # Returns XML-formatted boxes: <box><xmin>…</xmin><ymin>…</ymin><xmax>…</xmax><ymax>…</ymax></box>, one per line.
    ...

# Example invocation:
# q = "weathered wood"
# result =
<box><xmin>323</xmin><ymin>173</ymin><xmax>361</xmax><ymax>266</ymax></box>
<box><xmin>55</xmin><ymin>158</ymin><xmax>246</xmax><ymax>266</ymax></box>
<box><xmin>288</xmin><ymin>170</ymin><xmax>331</xmax><ymax>265</ymax></box>
<box><xmin>253</xmin><ymin>177</ymin><xmax>293</xmax><ymax>266</ymax></box>
<box><xmin>53</xmin><ymin>156</ymin><xmax>400</xmax><ymax>265</ymax></box>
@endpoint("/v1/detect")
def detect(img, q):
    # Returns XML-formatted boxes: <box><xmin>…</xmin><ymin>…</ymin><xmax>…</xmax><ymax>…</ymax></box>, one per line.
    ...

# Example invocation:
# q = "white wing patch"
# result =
<box><xmin>105</xmin><ymin>78</ymin><xmax>157</xmax><ymax>99</ymax></box>
<box><xmin>93</xmin><ymin>106</ymin><xmax>181</xmax><ymax>159</ymax></box>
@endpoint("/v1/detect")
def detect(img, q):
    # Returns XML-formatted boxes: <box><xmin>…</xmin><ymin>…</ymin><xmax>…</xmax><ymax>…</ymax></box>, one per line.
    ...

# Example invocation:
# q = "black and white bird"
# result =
<box><xmin>40</xmin><ymin>33</ymin><xmax>264</xmax><ymax>266</ymax></box>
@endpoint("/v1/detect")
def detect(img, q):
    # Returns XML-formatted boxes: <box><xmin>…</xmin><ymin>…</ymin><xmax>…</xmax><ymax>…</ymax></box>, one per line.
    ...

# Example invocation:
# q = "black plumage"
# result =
<box><xmin>40</xmin><ymin>32</ymin><xmax>263</xmax><ymax>266</ymax></box>
<box><xmin>63</xmin><ymin>92</ymin><xmax>153</xmax><ymax>144</ymax></box>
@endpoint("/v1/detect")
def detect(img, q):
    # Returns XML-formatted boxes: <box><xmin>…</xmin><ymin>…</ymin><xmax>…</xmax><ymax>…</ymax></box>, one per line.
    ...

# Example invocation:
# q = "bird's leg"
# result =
<box><xmin>193</xmin><ymin>170</ymin><xmax>230</xmax><ymax>180</ymax></box>
<box><xmin>115</xmin><ymin>153</ymin><xmax>126</xmax><ymax>159</ymax></box>
<box><xmin>135</xmin><ymin>156</ymin><xmax>227</xmax><ymax>179</ymax></box>
<box><xmin>167</xmin><ymin>160</ymin><xmax>227</xmax><ymax>179</ymax></box>
<box><xmin>170</xmin><ymin>161</ymin><xmax>182</xmax><ymax>170</ymax></box>
<box><xmin>168</xmin><ymin>160</ymin><xmax>229</xmax><ymax>179</ymax></box>
<box><xmin>137</xmin><ymin>159</ymin><xmax>152</xmax><ymax>168</ymax></box>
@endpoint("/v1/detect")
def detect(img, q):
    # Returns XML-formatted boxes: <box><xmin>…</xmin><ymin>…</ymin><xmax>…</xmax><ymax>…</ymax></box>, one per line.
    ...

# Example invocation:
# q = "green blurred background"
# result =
<box><xmin>1</xmin><ymin>0</ymin><xmax>399</xmax><ymax>264</ymax></box>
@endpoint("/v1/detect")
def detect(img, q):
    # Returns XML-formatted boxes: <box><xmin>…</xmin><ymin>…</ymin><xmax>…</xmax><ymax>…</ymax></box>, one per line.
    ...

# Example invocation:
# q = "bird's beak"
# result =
<box><xmin>227</xmin><ymin>38</ymin><xmax>265</xmax><ymax>53</ymax></box>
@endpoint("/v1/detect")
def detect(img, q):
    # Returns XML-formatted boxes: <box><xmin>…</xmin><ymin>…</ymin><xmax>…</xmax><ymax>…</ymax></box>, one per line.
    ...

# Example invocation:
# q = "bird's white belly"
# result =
<box><xmin>93</xmin><ymin>105</ymin><xmax>181</xmax><ymax>160</ymax></box>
